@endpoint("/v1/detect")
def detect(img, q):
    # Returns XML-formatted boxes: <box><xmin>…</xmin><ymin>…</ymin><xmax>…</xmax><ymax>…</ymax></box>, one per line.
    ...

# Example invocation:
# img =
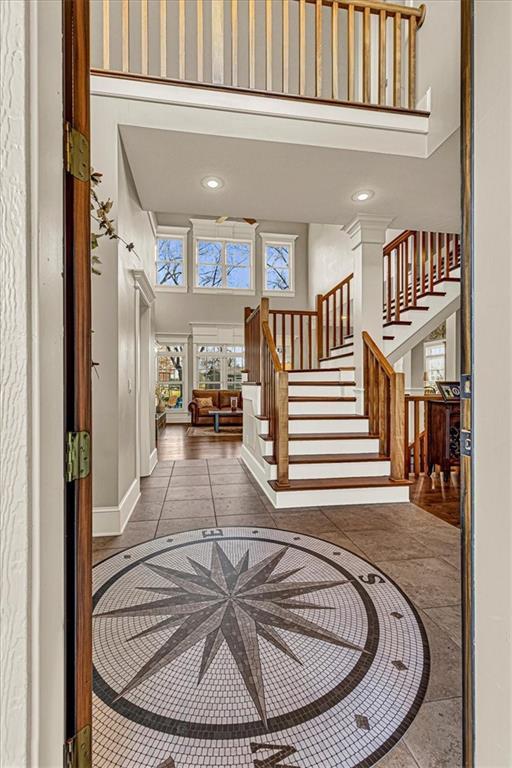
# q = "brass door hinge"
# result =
<box><xmin>65</xmin><ymin>122</ymin><xmax>90</xmax><ymax>182</ymax></box>
<box><xmin>64</xmin><ymin>725</ymin><xmax>92</xmax><ymax>768</ymax></box>
<box><xmin>66</xmin><ymin>431</ymin><xmax>91</xmax><ymax>482</ymax></box>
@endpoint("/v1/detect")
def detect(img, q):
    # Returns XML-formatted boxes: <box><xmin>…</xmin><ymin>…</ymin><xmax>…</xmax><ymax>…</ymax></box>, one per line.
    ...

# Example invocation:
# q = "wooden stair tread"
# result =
<box><xmin>289</xmin><ymin>413</ymin><xmax>366</xmax><ymax>420</ymax></box>
<box><xmin>383</xmin><ymin>319</ymin><xmax>412</xmax><ymax>327</ymax></box>
<box><xmin>259</xmin><ymin>432</ymin><xmax>378</xmax><ymax>441</ymax></box>
<box><xmin>288</xmin><ymin>396</ymin><xmax>356</xmax><ymax>402</ymax></box>
<box><xmin>264</xmin><ymin>452</ymin><xmax>389</xmax><ymax>465</ymax></box>
<box><xmin>269</xmin><ymin>476</ymin><xmax>411</xmax><ymax>491</ymax></box>
<box><xmin>319</xmin><ymin>352</ymin><xmax>354</xmax><ymax>362</ymax></box>
<box><xmin>289</xmin><ymin>380</ymin><xmax>356</xmax><ymax>386</ymax></box>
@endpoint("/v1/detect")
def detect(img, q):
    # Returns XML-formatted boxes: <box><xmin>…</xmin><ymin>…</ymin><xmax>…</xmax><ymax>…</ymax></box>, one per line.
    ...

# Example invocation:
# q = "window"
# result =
<box><xmin>424</xmin><ymin>341</ymin><xmax>446</xmax><ymax>386</ymax></box>
<box><xmin>191</xmin><ymin>218</ymin><xmax>256</xmax><ymax>294</ymax></box>
<box><xmin>196</xmin><ymin>239</ymin><xmax>252</xmax><ymax>291</ymax></box>
<box><xmin>260</xmin><ymin>232</ymin><xmax>297</xmax><ymax>296</ymax></box>
<box><xmin>156</xmin><ymin>343</ymin><xmax>186</xmax><ymax>411</ymax></box>
<box><xmin>154</xmin><ymin>227</ymin><xmax>189</xmax><ymax>291</ymax></box>
<box><xmin>195</xmin><ymin>345</ymin><xmax>245</xmax><ymax>390</ymax></box>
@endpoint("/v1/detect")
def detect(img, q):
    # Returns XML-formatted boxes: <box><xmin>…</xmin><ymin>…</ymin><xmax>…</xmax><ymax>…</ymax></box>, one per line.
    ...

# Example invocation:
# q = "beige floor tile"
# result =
<box><xmin>344</xmin><ymin>528</ymin><xmax>436</xmax><ymax>562</ymax></box>
<box><xmin>93</xmin><ymin>521</ymin><xmax>158</xmax><ymax>551</ymax></box>
<box><xmin>373</xmin><ymin>741</ymin><xmax>420</xmax><ymax>767</ymax></box>
<box><xmin>213</xmin><ymin>496</ymin><xmax>267</xmax><ymax>516</ymax></box>
<box><xmin>209</xmin><ymin>472</ymin><xmax>252</xmax><ymax>485</ymax></box>
<box><xmin>161</xmin><ymin>499</ymin><xmax>215</xmax><ymax>519</ymax></box>
<box><xmin>207</xmin><ymin>458</ymin><xmax>241</xmax><ymax>465</ymax></box>
<box><xmin>271</xmin><ymin>510</ymin><xmax>335</xmax><ymax>535</ymax></box>
<box><xmin>211</xmin><ymin>484</ymin><xmax>259</xmax><ymax>499</ymax></box>
<box><xmin>217</xmin><ymin>514</ymin><xmax>277</xmax><ymax>528</ymax></box>
<box><xmin>165</xmin><ymin>486</ymin><xmax>213</xmax><ymax>501</ymax></box>
<box><xmin>92</xmin><ymin>547</ymin><xmax>126</xmax><ymax>565</ymax></box>
<box><xmin>171</xmin><ymin>465</ymin><xmax>209</xmax><ymax>476</ymax></box>
<box><xmin>169</xmin><ymin>474</ymin><xmax>211</xmax><ymax>487</ymax></box>
<box><xmin>150</xmin><ymin>466</ymin><xmax>173</xmax><ymax>477</ymax></box>
<box><xmin>208</xmin><ymin>463</ymin><xmax>246</xmax><ymax>475</ymax></box>
<box><xmin>375</xmin><ymin>557</ymin><xmax>460</xmax><ymax>609</ymax></box>
<box><xmin>139</xmin><ymin>487</ymin><xmax>167</xmax><ymax>503</ymax></box>
<box><xmin>140</xmin><ymin>476</ymin><xmax>170</xmax><ymax>489</ymax></box>
<box><xmin>323</xmin><ymin>505</ymin><xmax>405</xmax><ymax>532</ymax></box>
<box><xmin>420</xmin><ymin>612</ymin><xmax>462</xmax><ymax>702</ymax></box>
<box><xmin>316</xmin><ymin>529</ymin><xmax>368</xmax><ymax>558</ymax></box>
<box><xmin>424</xmin><ymin>605</ymin><xmax>462</xmax><ymax>649</ymax></box>
<box><xmin>130</xmin><ymin>500</ymin><xmax>163</xmax><ymax>522</ymax></box>
<box><xmin>156</xmin><ymin>517</ymin><xmax>216</xmax><ymax>536</ymax></box>
<box><xmin>404</xmin><ymin>698</ymin><xmax>462</xmax><ymax>768</ymax></box>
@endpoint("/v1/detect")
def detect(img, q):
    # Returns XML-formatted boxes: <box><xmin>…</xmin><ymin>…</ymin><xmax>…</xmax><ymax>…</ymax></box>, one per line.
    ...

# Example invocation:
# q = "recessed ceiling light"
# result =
<box><xmin>202</xmin><ymin>176</ymin><xmax>224</xmax><ymax>190</ymax></box>
<box><xmin>352</xmin><ymin>189</ymin><xmax>374</xmax><ymax>202</ymax></box>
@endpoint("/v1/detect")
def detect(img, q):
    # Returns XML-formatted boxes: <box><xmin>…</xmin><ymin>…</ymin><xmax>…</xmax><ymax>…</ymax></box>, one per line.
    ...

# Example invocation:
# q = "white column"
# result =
<box><xmin>345</xmin><ymin>215</ymin><xmax>393</xmax><ymax>402</ymax></box>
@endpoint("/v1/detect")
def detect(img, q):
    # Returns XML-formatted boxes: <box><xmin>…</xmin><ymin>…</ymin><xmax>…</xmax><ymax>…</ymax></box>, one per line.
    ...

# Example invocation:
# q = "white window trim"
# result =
<box><xmin>193</xmin><ymin>344</ymin><xmax>245</xmax><ymax>390</ymax></box>
<box><xmin>260</xmin><ymin>232</ymin><xmax>298</xmax><ymax>297</ymax></box>
<box><xmin>191</xmin><ymin>218</ymin><xmax>256</xmax><ymax>295</ymax></box>
<box><xmin>156</xmin><ymin>334</ymin><xmax>189</xmax><ymax>415</ymax></box>
<box><xmin>154</xmin><ymin>225</ymin><xmax>190</xmax><ymax>293</ymax></box>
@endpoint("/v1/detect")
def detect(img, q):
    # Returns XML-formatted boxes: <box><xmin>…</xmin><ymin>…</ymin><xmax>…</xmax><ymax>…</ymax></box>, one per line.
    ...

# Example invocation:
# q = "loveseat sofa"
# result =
<box><xmin>188</xmin><ymin>389</ymin><xmax>243</xmax><ymax>426</ymax></box>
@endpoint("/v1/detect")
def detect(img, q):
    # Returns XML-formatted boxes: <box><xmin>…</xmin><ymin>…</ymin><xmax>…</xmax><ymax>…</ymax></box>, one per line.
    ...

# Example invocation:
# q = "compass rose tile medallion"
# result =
<box><xmin>93</xmin><ymin>527</ymin><xmax>429</xmax><ymax>767</ymax></box>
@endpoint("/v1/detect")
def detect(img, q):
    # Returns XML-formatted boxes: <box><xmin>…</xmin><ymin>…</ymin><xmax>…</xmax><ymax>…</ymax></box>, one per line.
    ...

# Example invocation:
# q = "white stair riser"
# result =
<box><xmin>320</xmin><ymin>355</ymin><xmax>354</xmax><ymax>369</ymax></box>
<box><xmin>289</xmin><ymin>384</ymin><xmax>348</xmax><ymax>397</ymax></box>
<box><xmin>288</xmin><ymin>400</ymin><xmax>356</xmax><ymax>415</ymax></box>
<box><xmin>289</xmin><ymin>438</ymin><xmax>380</xmax><ymax>455</ymax></box>
<box><xmin>269</xmin><ymin>460</ymin><xmax>391</xmax><ymax>480</ymax></box>
<box><xmin>272</xmin><ymin>484</ymin><xmax>410</xmax><ymax>508</ymax></box>
<box><xmin>289</xmin><ymin>418</ymin><xmax>369</xmax><ymax>434</ymax></box>
<box><xmin>287</xmin><ymin>370</ymin><xmax>355</xmax><ymax>383</ymax></box>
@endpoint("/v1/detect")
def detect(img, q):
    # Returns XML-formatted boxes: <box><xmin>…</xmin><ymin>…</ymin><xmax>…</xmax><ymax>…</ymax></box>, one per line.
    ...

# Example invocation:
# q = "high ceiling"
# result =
<box><xmin>120</xmin><ymin>125</ymin><xmax>461</xmax><ymax>232</ymax></box>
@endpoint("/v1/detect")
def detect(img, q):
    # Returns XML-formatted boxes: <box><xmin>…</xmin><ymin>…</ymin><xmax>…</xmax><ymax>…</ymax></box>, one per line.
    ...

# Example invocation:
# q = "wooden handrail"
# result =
<box><xmin>316</xmin><ymin>273</ymin><xmax>353</xmax><ymax>363</ymax></box>
<box><xmin>93</xmin><ymin>0</ymin><xmax>427</xmax><ymax>112</ymax></box>
<box><xmin>363</xmin><ymin>331</ymin><xmax>405</xmax><ymax>481</ymax></box>
<box><xmin>261</xmin><ymin>320</ymin><xmax>289</xmax><ymax>488</ymax></box>
<box><xmin>383</xmin><ymin>230</ymin><xmax>461</xmax><ymax>325</ymax></box>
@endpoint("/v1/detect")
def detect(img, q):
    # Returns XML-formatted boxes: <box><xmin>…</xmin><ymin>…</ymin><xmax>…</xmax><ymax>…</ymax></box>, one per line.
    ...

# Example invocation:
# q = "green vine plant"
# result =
<box><xmin>91</xmin><ymin>169</ymin><xmax>137</xmax><ymax>274</ymax></box>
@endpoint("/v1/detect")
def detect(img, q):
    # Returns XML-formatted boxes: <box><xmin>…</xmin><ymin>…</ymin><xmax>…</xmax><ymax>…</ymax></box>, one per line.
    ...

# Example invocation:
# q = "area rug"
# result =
<box><xmin>186</xmin><ymin>425</ymin><xmax>243</xmax><ymax>437</ymax></box>
<box><xmin>92</xmin><ymin>526</ymin><xmax>430</xmax><ymax>768</ymax></box>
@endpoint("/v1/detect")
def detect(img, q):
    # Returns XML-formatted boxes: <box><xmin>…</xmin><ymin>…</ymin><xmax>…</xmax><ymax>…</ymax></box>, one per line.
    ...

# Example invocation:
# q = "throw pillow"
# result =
<box><xmin>195</xmin><ymin>396</ymin><xmax>214</xmax><ymax>409</ymax></box>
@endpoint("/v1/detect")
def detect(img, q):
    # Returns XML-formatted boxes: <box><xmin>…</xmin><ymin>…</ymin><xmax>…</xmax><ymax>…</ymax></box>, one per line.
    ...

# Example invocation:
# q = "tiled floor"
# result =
<box><xmin>93</xmin><ymin>457</ymin><xmax>462</xmax><ymax>768</ymax></box>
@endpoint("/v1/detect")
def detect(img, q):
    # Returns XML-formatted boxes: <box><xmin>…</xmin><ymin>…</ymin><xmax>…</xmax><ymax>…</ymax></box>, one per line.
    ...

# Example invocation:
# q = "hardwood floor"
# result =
<box><xmin>157</xmin><ymin>424</ymin><xmax>242</xmax><ymax>460</ymax></box>
<box><xmin>156</xmin><ymin>425</ymin><xmax>460</xmax><ymax>526</ymax></box>
<box><xmin>410</xmin><ymin>471</ymin><xmax>460</xmax><ymax>527</ymax></box>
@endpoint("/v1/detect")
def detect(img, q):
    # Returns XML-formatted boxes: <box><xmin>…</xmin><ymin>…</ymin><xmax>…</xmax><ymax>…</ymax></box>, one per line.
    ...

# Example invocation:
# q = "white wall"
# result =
<box><xmin>91</xmin><ymin>114</ymin><xmax>156</xmax><ymax>518</ymax></box>
<box><xmin>474</xmin><ymin>3</ymin><xmax>512</xmax><ymax>765</ymax></box>
<box><xmin>1</xmin><ymin>2</ymin><xmax>65</xmax><ymax>766</ymax></box>
<box><xmin>307</xmin><ymin>224</ymin><xmax>353</xmax><ymax>308</ymax></box>
<box><xmin>155</xmin><ymin>215</ymin><xmax>309</xmax><ymax>334</ymax></box>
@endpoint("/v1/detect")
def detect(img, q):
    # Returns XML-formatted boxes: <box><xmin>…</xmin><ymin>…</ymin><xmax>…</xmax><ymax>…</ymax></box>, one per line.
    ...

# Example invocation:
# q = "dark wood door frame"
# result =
<box><xmin>63</xmin><ymin>0</ymin><xmax>93</xmax><ymax>761</ymax></box>
<box><xmin>60</xmin><ymin>1</ymin><xmax>476</xmax><ymax>766</ymax></box>
<box><xmin>460</xmin><ymin>1</ymin><xmax>475</xmax><ymax>766</ymax></box>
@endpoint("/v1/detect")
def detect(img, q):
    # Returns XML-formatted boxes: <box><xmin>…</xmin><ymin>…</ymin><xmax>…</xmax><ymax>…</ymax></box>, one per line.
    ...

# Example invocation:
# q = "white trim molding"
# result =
<box><xmin>154</xmin><ymin>225</ymin><xmax>189</xmax><ymax>293</ymax></box>
<box><xmin>149</xmin><ymin>447</ymin><xmax>158</xmax><ymax>474</ymax></box>
<box><xmin>260</xmin><ymin>231</ymin><xmax>298</xmax><ymax>297</ymax></box>
<box><xmin>93</xmin><ymin>477</ymin><xmax>141</xmax><ymax>536</ymax></box>
<box><xmin>132</xmin><ymin>268</ymin><xmax>156</xmax><ymax>306</ymax></box>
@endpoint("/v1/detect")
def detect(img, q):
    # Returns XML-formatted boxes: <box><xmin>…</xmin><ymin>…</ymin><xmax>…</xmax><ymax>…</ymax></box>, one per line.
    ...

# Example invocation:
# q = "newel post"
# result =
<box><xmin>345</xmin><ymin>215</ymin><xmax>392</xmax><ymax>408</ymax></box>
<box><xmin>259</xmin><ymin>298</ymin><xmax>269</xmax><ymax>385</ymax></box>
<box><xmin>275</xmin><ymin>369</ymin><xmax>290</xmax><ymax>488</ymax></box>
<box><xmin>316</xmin><ymin>293</ymin><xmax>324</xmax><ymax>364</ymax></box>
<box><xmin>390</xmin><ymin>371</ymin><xmax>406</xmax><ymax>481</ymax></box>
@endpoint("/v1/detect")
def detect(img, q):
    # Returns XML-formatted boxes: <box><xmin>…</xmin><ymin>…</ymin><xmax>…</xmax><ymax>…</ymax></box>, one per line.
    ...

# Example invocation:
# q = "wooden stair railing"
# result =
<box><xmin>261</xmin><ymin>321</ymin><xmax>290</xmax><ymax>489</ymax></box>
<box><xmin>316</xmin><ymin>273</ymin><xmax>354</xmax><ymax>362</ymax></box>
<box><xmin>243</xmin><ymin>303</ymin><xmax>262</xmax><ymax>382</ymax></box>
<box><xmin>269</xmin><ymin>308</ymin><xmax>317</xmax><ymax>370</ymax></box>
<box><xmin>383</xmin><ymin>230</ymin><xmax>461</xmax><ymax>325</ymax></box>
<box><xmin>363</xmin><ymin>331</ymin><xmax>405</xmax><ymax>481</ymax></box>
<box><xmin>93</xmin><ymin>0</ymin><xmax>426</xmax><ymax>113</ymax></box>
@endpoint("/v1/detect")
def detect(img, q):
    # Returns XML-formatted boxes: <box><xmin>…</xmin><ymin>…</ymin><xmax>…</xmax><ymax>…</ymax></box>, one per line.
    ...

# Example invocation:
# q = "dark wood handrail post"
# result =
<box><xmin>390</xmin><ymin>371</ymin><xmax>405</xmax><ymax>481</ymax></box>
<box><xmin>275</xmin><ymin>369</ymin><xmax>290</xmax><ymax>488</ymax></box>
<box><xmin>259</xmin><ymin>297</ymin><xmax>269</xmax><ymax>384</ymax></box>
<box><xmin>316</xmin><ymin>293</ymin><xmax>323</xmax><ymax>364</ymax></box>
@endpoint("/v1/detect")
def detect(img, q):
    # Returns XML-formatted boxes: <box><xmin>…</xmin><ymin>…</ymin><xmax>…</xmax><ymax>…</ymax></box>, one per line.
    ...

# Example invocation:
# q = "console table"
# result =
<box><xmin>426</xmin><ymin>399</ymin><xmax>461</xmax><ymax>480</ymax></box>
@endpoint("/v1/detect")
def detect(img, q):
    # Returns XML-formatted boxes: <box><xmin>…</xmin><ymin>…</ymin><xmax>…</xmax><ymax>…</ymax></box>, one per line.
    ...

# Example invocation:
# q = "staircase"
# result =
<box><xmin>241</xmin><ymin>228</ymin><xmax>460</xmax><ymax>509</ymax></box>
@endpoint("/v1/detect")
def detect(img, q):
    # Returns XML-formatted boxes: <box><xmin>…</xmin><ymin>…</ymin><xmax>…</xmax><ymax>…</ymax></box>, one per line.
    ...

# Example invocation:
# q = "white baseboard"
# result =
<box><xmin>166</xmin><ymin>412</ymin><xmax>190</xmax><ymax>423</ymax></box>
<box><xmin>149</xmin><ymin>448</ymin><xmax>158</xmax><ymax>473</ymax></box>
<box><xmin>93</xmin><ymin>477</ymin><xmax>140</xmax><ymax>537</ymax></box>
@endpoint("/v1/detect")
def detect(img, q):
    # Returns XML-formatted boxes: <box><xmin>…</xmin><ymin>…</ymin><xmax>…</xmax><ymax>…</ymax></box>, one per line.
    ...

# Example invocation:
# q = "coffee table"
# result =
<box><xmin>208</xmin><ymin>409</ymin><xmax>243</xmax><ymax>433</ymax></box>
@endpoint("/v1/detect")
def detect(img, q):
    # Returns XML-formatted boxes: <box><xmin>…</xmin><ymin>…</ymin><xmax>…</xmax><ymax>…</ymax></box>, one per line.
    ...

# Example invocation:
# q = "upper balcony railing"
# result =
<box><xmin>92</xmin><ymin>0</ymin><xmax>426</xmax><ymax>112</ymax></box>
